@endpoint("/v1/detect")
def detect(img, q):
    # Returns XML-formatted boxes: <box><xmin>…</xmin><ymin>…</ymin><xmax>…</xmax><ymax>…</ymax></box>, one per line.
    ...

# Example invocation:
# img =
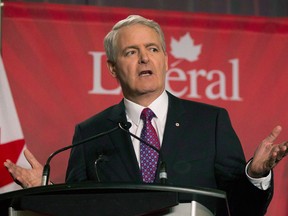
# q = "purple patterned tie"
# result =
<box><xmin>140</xmin><ymin>108</ymin><xmax>160</xmax><ymax>183</ymax></box>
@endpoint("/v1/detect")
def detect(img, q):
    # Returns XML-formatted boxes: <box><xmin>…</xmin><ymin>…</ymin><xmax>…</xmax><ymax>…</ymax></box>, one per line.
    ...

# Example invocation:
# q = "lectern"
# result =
<box><xmin>0</xmin><ymin>183</ymin><xmax>230</xmax><ymax>216</ymax></box>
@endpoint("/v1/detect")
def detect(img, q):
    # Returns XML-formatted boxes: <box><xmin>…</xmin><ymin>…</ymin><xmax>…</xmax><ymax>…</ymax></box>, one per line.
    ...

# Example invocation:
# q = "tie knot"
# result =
<box><xmin>141</xmin><ymin>108</ymin><xmax>155</xmax><ymax>122</ymax></box>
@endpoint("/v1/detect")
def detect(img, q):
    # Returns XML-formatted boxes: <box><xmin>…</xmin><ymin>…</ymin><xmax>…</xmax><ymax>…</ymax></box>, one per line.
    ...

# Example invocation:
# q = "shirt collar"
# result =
<box><xmin>124</xmin><ymin>91</ymin><xmax>169</xmax><ymax>126</ymax></box>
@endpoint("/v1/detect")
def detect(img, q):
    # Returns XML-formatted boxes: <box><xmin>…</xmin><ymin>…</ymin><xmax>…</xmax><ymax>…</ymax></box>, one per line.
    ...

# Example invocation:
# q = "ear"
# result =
<box><xmin>107</xmin><ymin>60</ymin><xmax>117</xmax><ymax>78</ymax></box>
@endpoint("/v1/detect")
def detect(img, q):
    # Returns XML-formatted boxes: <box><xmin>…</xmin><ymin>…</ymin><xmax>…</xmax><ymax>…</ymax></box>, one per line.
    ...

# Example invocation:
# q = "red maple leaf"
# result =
<box><xmin>0</xmin><ymin>139</ymin><xmax>25</xmax><ymax>187</ymax></box>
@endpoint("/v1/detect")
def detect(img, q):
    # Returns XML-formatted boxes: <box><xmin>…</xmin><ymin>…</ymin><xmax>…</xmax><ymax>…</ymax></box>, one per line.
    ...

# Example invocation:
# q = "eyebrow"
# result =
<box><xmin>145</xmin><ymin>42</ymin><xmax>160</xmax><ymax>48</ymax></box>
<box><xmin>122</xmin><ymin>42</ymin><xmax>160</xmax><ymax>52</ymax></box>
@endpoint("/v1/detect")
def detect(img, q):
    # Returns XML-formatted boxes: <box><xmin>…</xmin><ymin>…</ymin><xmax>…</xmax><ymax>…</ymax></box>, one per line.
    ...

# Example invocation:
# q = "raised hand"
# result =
<box><xmin>4</xmin><ymin>149</ymin><xmax>43</xmax><ymax>188</ymax></box>
<box><xmin>248</xmin><ymin>125</ymin><xmax>288</xmax><ymax>178</ymax></box>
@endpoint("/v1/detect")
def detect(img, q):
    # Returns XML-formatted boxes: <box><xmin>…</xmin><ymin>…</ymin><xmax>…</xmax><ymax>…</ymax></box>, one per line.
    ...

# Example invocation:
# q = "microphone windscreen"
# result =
<box><xmin>120</xmin><ymin>122</ymin><xmax>132</xmax><ymax>130</ymax></box>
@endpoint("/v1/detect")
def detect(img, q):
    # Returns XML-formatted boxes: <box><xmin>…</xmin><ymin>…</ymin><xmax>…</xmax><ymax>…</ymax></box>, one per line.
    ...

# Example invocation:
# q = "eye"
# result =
<box><xmin>125</xmin><ymin>50</ymin><xmax>137</xmax><ymax>56</ymax></box>
<box><xmin>149</xmin><ymin>47</ymin><xmax>159</xmax><ymax>52</ymax></box>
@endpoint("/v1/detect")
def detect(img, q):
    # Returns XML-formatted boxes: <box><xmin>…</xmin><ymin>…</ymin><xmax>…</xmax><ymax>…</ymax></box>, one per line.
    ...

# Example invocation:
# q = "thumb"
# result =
<box><xmin>263</xmin><ymin>125</ymin><xmax>282</xmax><ymax>144</ymax></box>
<box><xmin>24</xmin><ymin>149</ymin><xmax>43</xmax><ymax>169</ymax></box>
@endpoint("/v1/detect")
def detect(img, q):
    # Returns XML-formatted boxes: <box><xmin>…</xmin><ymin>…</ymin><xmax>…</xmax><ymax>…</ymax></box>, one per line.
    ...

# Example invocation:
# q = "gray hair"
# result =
<box><xmin>104</xmin><ymin>15</ymin><xmax>166</xmax><ymax>63</ymax></box>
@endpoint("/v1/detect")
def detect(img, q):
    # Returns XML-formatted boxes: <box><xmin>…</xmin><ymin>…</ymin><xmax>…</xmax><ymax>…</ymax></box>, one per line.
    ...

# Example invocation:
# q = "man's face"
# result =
<box><xmin>108</xmin><ymin>24</ymin><xmax>168</xmax><ymax>103</ymax></box>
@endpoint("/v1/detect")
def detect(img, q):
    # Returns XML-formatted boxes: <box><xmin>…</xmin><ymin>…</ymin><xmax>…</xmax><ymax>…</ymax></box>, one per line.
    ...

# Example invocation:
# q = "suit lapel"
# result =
<box><xmin>160</xmin><ymin>93</ymin><xmax>187</xmax><ymax>173</ymax></box>
<box><xmin>108</xmin><ymin>100</ymin><xmax>142</xmax><ymax>182</ymax></box>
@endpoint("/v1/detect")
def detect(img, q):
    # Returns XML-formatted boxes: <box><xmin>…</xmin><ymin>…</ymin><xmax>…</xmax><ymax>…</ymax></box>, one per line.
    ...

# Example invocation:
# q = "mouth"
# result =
<box><xmin>139</xmin><ymin>70</ymin><xmax>153</xmax><ymax>76</ymax></box>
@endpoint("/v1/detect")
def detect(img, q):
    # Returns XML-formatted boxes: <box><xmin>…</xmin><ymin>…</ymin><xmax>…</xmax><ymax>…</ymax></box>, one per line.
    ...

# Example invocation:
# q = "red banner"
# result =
<box><xmin>2</xmin><ymin>2</ymin><xmax>288</xmax><ymax>215</ymax></box>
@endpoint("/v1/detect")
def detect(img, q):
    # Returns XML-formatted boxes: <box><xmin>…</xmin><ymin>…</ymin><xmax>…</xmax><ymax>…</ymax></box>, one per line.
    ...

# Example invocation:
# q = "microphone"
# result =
<box><xmin>94</xmin><ymin>154</ymin><xmax>109</xmax><ymax>182</ymax></box>
<box><xmin>41</xmin><ymin>123</ymin><xmax>131</xmax><ymax>186</ymax></box>
<box><xmin>118</xmin><ymin>122</ymin><xmax>168</xmax><ymax>184</ymax></box>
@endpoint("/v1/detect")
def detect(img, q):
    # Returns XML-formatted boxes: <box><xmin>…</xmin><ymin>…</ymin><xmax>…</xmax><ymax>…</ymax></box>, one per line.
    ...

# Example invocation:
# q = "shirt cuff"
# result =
<box><xmin>245</xmin><ymin>161</ymin><xmax>271</xmax><ymax>190</ymax></box>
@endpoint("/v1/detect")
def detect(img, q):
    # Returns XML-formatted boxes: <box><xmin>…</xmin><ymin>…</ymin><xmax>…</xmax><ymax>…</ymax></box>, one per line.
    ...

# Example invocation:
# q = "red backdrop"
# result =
<box><xmin>2</xmin><ymin>2</ymin><xmax>288</xmax><ymax>215</ymax></box>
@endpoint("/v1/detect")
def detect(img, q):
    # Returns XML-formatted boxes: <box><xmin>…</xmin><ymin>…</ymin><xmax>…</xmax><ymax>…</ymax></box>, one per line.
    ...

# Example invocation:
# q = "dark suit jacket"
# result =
<box><xmin>66</xmin><ymin>92</ymin><xmax>273</xmax><ymax>215</ymax></box>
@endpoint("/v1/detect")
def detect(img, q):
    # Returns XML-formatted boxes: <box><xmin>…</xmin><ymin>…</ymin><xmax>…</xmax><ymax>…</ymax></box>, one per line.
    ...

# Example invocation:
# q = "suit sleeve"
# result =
<box><xmin>65</xmin><ymin>124</ymin><xmax>88</xmax><ymax>183</ymax></box>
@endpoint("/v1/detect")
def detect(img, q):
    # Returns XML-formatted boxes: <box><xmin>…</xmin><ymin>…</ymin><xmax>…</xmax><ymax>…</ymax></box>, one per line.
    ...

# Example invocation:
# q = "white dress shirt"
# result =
<box><xmin>124</xmin><ymin>91</ymin><xmax>168</xmax><ymax>166</ymax></box>
<box><xmin>123</xmin><ymin>91</ymin><xmax>271</xmax><ymax>190</ymax></box>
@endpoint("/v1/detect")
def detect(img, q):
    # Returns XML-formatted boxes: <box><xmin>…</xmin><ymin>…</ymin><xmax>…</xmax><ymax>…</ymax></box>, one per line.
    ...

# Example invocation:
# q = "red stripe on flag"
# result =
<box><xmin>0</xmin><ymin>139</ymin><xmax>25</xmax><ymax>187</ymax></box>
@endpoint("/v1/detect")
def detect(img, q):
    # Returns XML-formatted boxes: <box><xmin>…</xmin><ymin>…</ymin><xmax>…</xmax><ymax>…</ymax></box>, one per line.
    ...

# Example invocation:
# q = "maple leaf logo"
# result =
<box><xmin>170</xmin><ymin>33</ymin><xmax>202</xmax><ymax>67</ymax></box>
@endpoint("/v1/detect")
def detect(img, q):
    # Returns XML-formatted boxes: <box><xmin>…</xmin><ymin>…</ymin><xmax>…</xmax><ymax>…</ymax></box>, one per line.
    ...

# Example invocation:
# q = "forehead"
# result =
<box><xmin>116</xmin><ymin>24</ymin><xmax>161</xmax><ymax>49</ymax></box>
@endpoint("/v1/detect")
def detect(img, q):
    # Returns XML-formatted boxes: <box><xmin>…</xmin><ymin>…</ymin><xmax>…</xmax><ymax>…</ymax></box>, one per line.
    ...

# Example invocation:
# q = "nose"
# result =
<box><xmin>138</xmin><ymin>50</ymin><xmax>149</xmax><ymax>64</ymax></box>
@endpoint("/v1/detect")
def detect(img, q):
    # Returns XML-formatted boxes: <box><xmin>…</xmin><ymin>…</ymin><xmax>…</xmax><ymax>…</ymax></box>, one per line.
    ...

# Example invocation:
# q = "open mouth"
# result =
<box><xmin>139</xmin><ymin>70</ymin><xmax>153</xmax><ymax>76</ymax></box>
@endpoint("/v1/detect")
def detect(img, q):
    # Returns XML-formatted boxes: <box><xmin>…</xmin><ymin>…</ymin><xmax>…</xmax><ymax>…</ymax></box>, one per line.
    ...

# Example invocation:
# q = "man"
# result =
<box><xmin>4</xmin><ymin>15</ymin><xmax>288</xmax><ymax>215</ymax></box>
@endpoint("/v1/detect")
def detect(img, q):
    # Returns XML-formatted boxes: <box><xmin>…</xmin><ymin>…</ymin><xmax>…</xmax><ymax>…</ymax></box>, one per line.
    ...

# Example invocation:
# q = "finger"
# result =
<box><xmin>269</xmin><ymin>143</ymin><xmax>288</xmax><ymax>165</ymax></box>
<box><xmin>4</xmin><ymin>160</ymin><xmax>24</xmax><ymax>184</ymax></box>
<box><xmin>4</xmin><ymin>160</ymin><xmax>18</xmax><ymax>173</ymax></box>
<box><xmin>277</xmin><ymin>142</ymin><xmax>288</xmax><ymax>159</ymax></box>
<box><xmin>263</xmin><ymin>125</ymin><xmax>282</xmax><ymax>144</ymax></box>
<box><xmin>24</xmin><ymin>149</ymin><xmax>42</xmax><ymax>169</ymax></box>
<box><xmin>275</xmin><ymin>149</ymin><xmax>284</xmax><ymax>162</ymax></box>
<box><xmin>3</xmin><ymin>159</ymin><xmax>13</xmax><ymax>168</ymax></box>
<box><xmin>5</xmin><ymin>161</ymin><xmax>23</xmax><ymax>177</ymax></box>
<box><xmin>285</xmin><ymin>145</ymin><xmax>288</xmax><ymax>157</ymax></box>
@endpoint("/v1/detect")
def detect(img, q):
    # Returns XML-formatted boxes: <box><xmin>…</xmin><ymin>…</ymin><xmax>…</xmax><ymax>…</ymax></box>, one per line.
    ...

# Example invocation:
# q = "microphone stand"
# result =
<box><xmin>41</xmin><ymin>126</ymin><xmax>120</xmax><ymax>186</ymax></box>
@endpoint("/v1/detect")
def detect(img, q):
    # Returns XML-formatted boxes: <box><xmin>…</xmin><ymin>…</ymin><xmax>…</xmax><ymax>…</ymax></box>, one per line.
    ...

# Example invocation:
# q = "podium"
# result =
<box><xmin>0</xmin><ymin>183</ymin><xmax>230</xmax><ymax>216</ymax></box>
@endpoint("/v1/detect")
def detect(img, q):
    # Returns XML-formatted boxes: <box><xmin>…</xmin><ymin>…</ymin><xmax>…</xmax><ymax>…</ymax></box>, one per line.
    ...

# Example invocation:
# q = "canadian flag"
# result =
<box><xmin>0</xmin><ymin>56</ymin><xmax>29</xmax><ymax>193</ymax></box>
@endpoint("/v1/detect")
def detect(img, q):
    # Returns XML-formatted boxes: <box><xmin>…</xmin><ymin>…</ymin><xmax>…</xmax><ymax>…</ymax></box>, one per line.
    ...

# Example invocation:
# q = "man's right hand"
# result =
<box><xmin>4</xmin><ymin>149</ymin><xmax>43</xmax><ymax>188</ymax></box>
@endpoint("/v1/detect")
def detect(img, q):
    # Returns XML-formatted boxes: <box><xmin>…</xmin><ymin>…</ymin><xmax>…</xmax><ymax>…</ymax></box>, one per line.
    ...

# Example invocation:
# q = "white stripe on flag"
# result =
<box><xmin>0</xmin><ymin>56</ymin><xmax>30</xmax><ymax>193</ymax></box>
